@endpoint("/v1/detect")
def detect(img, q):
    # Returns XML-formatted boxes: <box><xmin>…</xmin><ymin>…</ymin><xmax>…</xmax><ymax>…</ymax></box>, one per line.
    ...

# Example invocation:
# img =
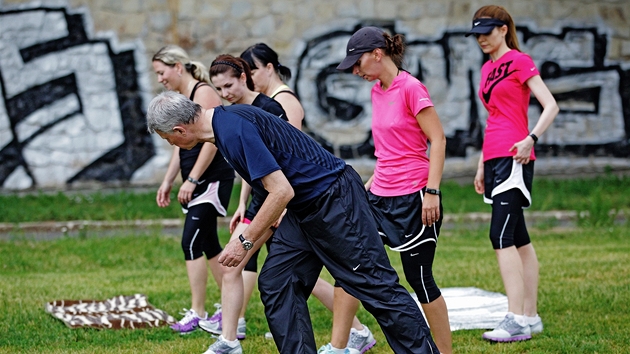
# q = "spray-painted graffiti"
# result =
<box><xmin>0</xmin><ymin>5</ymin><xmax>152</xmax><ymax>189</ymax></box>
<box><xmin>295</xmin><ymin>23</ymin><xmax>630</xmax><ymax>160</ymax></box>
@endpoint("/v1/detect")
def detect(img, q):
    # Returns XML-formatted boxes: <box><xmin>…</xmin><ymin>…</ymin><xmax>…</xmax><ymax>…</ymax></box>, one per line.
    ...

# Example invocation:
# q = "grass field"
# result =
<box><xmin>1</xmin><ymin>175</ymin><xmax>629</xmax><ymax>353</ymax></box>
<box><xmin>1</xmin><ymin>224</ymin><xmax>629</xmax><ymax>353</ymax></box>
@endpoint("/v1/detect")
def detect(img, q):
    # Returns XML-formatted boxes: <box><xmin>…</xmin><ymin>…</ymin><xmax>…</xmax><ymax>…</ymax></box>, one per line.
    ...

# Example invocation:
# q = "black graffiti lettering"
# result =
<box><xmin>0</xmin><ymin>6</ymin><xmax>154</xmax><ymax>189</ymax></box>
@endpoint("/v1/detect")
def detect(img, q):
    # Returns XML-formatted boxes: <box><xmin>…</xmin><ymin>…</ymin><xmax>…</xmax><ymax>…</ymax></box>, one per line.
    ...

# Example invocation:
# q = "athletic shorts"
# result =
<box><xmin>483</xmin><ymin>157</ymin><xmax>534</xmax><ymax>208</ymax></box>
<box><xmin>181</xmin><ymin>179</ymin><xmax>233</xmax><ymax>260</ymax></box>
<box><xmin>368</xmin><ymin>188</ymin><xmax>442</xmax><ymax>252</ymax></box>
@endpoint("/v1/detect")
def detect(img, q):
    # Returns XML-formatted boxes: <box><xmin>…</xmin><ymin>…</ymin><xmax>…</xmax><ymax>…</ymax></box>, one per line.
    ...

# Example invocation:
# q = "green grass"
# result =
<box><xmin>1</xmin><ymin>225</ymin><xmax>629</xmax><ymax>353</ymax></box>
<box><xmin>1</xmin><ymin>175</ymin><xmax>629</xmax><ymax>224</ymax></box>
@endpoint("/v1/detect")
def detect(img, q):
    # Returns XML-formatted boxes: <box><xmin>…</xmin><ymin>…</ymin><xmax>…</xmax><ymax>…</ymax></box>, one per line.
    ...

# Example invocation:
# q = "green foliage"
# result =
<box><xmin>1</xmin><ymin>226</ymin><xmax>629</xmax><ymax>353</ymax></box>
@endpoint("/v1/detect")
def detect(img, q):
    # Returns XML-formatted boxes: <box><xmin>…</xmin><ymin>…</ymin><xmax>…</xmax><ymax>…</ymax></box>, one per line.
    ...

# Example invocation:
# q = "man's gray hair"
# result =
<box><xmin>146</xmin><ymin>91</ymin><xmax>201</xmax><ymax>133</ymax></box>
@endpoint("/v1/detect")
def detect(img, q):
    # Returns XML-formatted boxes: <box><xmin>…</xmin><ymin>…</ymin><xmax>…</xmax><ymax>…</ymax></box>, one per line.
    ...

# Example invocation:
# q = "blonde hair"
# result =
<box><xmin>152</xmin><ymin>45</ymin><xmax>210</xmax><ymax>83</ymax></box>
<box><xmin>473</xmin><ymin>5</ymin><xmax>521</xmax><ymax>52</ymax></box>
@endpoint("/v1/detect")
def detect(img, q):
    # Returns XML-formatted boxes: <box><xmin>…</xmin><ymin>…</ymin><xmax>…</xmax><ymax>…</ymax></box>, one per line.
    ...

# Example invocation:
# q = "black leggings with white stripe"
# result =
<box><xmin>489</xmin><ymin>188</ymin><xmax>531</xmax><ymax>250</ymax></box>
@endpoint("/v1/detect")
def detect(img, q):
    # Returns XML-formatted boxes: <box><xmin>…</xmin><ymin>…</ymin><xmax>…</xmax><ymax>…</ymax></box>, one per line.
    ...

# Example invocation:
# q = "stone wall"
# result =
<box><xmin>0</xmin><ymin>0</ymin><xmax>629</xmax><ymax>190</ymax></box>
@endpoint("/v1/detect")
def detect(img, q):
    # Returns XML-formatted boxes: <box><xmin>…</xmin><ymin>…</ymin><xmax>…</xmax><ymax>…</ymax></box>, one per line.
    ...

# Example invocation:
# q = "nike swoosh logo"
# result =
<box><xmin>482</xmin><ymin>70</ymin><xmax>516</xmax><ymax>103</ymax></box>
<box><xmin>500</xmin><ymin>202</ymin><xmax>509</xmax><ymax>205</ymax></box>
<box><xmin>530</xmin><ymin>67</ymin><xmax>536</xmax><ymax>71</ymax></box>
<box><xmin>410</xmin><ymin>253</ymin><xmax>419</xmax><ymax>257</ymax></box>
<box><xmin>353</xmin><ymin>264</ymin><xmax>360</xmax><ymax>271</ymax></box>
<box><xmin>474</xmin><ymin>22</ymin><xmax>480</xmax><ymax>26</ymax></box>
<box><xmin>349</xmin><ymin>48</ymin><xmax>356</xmax><ymax>52</ymax></box>
<box><xmin>404</xmin><ymin>234</ymin><xmax>414</xmax><ymax>238</ymax></box>
<box><xmin>192</xmin><ymin>216</ymin><xmax>200</xmax><ymax>220</ymax></box>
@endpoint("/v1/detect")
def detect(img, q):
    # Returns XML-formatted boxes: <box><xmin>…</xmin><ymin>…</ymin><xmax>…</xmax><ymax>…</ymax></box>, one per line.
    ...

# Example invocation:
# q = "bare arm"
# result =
<box><xmin>416</xmin><ymin>106</ymin><xmax>446</xmax><ymax>226</ymax></box>
<box><xmin>274</xmin><ymin>92</ymin><xmax>304</xmax><ymax>130</ymax></box>
<box><xmin>219</xmin><ymin>170</ymin><xmax>294</xmax><ymax>267</ymax></box>
<box><xmin>156</xmin><ymin>147</ymin><xmax>181</xmax><ymax>208</ymax></box>
<box><xmin>509</xmin><ymin>75</ymin><xmax>559</xmax><ymax>164</ymax></box>
<box><xmin>474</xmin><ymin>152</ymin><xmax>485</xmax><ymax>195</ymax></box>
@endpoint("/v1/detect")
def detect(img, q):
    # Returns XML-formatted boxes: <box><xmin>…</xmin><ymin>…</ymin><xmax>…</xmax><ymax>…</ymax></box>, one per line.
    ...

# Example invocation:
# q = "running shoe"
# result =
<box><xmin>236</xmin><ymin>318</ymin><xmax>246</xmax><ymax>340</ymax></box>
<box><xmin>347</xmin><ymin>325</ymin><xmax>376</xmax><ymax>353</ymax></box>
<box><xmin>200</xmin><ymin>316</ymin><xmax>247</xmax><ymax>340</ymax></box>
<box><xmin>169</xmin><ymin>308</ymin><xmax>207</xmax><ymax>334</ymax></box>
<box><xmin>318</xmin><ymin>343</ymin><xmax>360</xmax><ymax>354</ymax></box>
<box><xmin>529</xmin><ymin>315</ymin><xmax>544</xmax><ymax>334</ymax></box>
<box><xmin>208</xmin><ymin>303</ymin><xmax>222</xmax><ymax>323</ymax></box>
<box><xmin>482</xmin><ymin>313</ymin><xmax>532</xmax><ymax>342</ymax></box>
<box><xmin>199</xmin><ymin>314</ymin><xmax>222</xmax><ymax>335</ymax></box>
<box><xmin>203</xmin><ymin>335</ymin><xmax>243</xmax><ymax>354</ymax></box>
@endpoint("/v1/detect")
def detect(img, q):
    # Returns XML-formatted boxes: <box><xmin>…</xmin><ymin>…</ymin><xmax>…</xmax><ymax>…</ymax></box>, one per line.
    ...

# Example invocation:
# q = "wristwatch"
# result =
<box><xmin>187</xmin><ymin>176</ymin><xmax>201</xmax><ymax>185</ymax></box>
<box><xmin>425</xmin><ymin>188</ymin><xmax>441</xmax><ymax>196</ymax></box>
<box><xmin>239</xmin><ymin>234</ymin><xmax>254</xmax><ymax>251</ymax></box>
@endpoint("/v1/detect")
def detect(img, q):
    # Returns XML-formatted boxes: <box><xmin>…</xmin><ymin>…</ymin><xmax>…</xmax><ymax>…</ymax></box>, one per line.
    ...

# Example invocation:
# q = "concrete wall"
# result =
<box><xmin>1</xmin><ymin>0</ymin><xmax>629</xmax><ymax>190</ymax></box>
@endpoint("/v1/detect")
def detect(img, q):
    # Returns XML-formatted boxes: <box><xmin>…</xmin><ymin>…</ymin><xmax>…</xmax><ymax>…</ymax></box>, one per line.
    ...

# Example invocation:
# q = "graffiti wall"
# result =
<box><xmin>0</xmin><ymin>2</ymin><xmax>628</xmax><ymax>190</ymax></box>
<box><xmin>0</xmin><ymin>4</ymin><xmax>154</xmax><ymax>189</ymax></box>
<box><xmin>296</xmin><ymin>22</ymin><xmax>630</xmax><ymax>160</ymax></box>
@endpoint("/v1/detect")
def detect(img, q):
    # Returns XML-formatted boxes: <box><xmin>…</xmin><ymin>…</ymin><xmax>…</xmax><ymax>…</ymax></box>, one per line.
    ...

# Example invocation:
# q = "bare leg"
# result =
<box><xmin>496</xmin><ymin>246</ymin><xmax>525</xmax><ymax>314</ymax></box>
<box><xmin>239</xmin><ymin>270</ymin><xmax>258</xmax><ymax>318</ymax></box>
<box><xmin>221</xmin><ymin>222</ymin><xmax>273</xmax><ymax>341</ymax></box>
<box><xmin>207</xmin><ymin>254</ymin><xmax>223</xmax><ymax>291</ymax></box>
<box><xmin>518</xmin><ymin>243</ymin><xmax>539</xmax><ymax>316</ymax></box>
<box><xmin>329</xmin><ymin>286</ymin><xmax>361</xmax><ymax>348</ymax></box>
<box><xmin>186</xmin><ymin>256</ymin><xmax>209</xmax><ymax>316</ymax></box>
<box><xmin>421</xmin><ymin>295</ymin><xmax>452</xmax><ymax>354</ymax></box>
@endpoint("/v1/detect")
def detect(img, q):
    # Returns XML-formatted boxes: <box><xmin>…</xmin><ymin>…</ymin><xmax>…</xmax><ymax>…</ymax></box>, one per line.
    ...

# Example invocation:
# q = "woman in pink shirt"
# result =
<box><xmin>466</xmin><ymin>5</ymin><xmax>559</xmax><ymax>343</ymax></box>
<box><xmin>334</xmin><ymin>26</ymin><xmax>452</xmax><ymax>354</ymax></box>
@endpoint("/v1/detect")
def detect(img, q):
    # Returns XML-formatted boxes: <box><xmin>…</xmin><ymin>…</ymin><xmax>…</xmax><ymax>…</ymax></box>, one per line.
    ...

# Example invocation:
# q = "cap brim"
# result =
<box><xmin>465</xmin><ymin>25</ymin><xmax>496</xmax><ymax>37</ymax></box>
<box><xmin>336</xmin><ymin>52</ymin><xmax>363</xmax><ymax>70</ymax></box>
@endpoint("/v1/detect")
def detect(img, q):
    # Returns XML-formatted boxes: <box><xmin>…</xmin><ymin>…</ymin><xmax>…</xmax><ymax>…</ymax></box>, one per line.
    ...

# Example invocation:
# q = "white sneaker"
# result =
<box><xmin>347</xmin><ymin>325</ymin><xmax>376</xmax><ymax>353</ymax></box>
<box><xmin>318</xmin><ymin>343</ymin><xmax>359</xmax><ymax>354</ymax></box>
<box><xmin>203</xmin><ymin>335</ymin><xmax>243</xmax><ymax>354</ymax></box>
<box><xmin>528</xmin><ymin>315</ymin><xmax>544</xmax><ymax>334</ymax></box>
<box><xmin>483</xmin><ymin>313</ymin><xmax>532</xmax><ymax>342</ymax></box>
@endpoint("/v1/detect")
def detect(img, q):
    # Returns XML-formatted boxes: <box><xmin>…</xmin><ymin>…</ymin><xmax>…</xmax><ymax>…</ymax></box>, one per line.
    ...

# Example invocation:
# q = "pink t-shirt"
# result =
<box><xmin>479</xmin><ymin>50</ymin><xmax>539</xmax><ymax>162</ymax></box>
<box><xmin>370</xmin><ymin>71</ymin><xmax>434</xmax><ymax>197</ymax></box>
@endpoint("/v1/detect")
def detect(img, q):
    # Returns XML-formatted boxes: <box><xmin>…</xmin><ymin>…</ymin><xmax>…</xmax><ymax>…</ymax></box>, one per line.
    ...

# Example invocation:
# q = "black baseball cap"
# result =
<box><xmin>337</xmin><ymin>26</ymin><xmax>386</xmax><ymax>70</ymax></box>
<box><xmin>465</xmin><ymin>18</ymin><xmax>507</xmax><ymax>37</ymax></box>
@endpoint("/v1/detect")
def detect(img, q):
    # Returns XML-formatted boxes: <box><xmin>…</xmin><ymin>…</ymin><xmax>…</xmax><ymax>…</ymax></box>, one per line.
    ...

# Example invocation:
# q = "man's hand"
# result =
<box><xmin>218</xmin><ymin>238</ymin><xmax>248</xmax><ymax>267</ymax></box>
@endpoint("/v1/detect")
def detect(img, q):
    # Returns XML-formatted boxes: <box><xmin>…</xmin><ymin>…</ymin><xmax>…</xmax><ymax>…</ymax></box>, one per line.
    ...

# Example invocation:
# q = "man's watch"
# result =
<box><xmin>239</xmin><ymin>234</ymin><xmax>254</xmax><ymax>251</ymax></box>
<box><xmin>425</xmin><ymin>188</ymin><xmax>441</xmax><ymax>196</ymax></box>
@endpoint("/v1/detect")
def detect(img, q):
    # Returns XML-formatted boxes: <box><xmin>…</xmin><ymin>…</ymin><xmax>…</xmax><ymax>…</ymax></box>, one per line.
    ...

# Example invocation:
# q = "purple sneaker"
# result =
<box><xmin>170</xmin><ymin>308</ymin><xmax>207</xmax><ymax>334</ymax></box>
<box><xmin>208</xmin><ymin>303</ymin><xmax>222</xmax><ymax>323</ymax></box>
<box><xmin>483</xmin><ymin>313</ymin><xmax>532</xmax><ymax>342</ymax></box>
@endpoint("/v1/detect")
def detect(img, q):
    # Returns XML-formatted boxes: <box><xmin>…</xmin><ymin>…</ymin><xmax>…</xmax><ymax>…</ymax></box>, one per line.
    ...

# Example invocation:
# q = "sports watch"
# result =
<box><xmin>187</xmin><ymin>176</ymin><xmax>201</xmax><ymax>185</ymax></box>
<box><xmin>425</xmin><ymin>188</ymin><xmax>441</xmax><ymax>196</ymax></box>
<box><xmin>239</xmin><ymin>234</ymin><xmax>254</xmax><ymax>251</ymax></box>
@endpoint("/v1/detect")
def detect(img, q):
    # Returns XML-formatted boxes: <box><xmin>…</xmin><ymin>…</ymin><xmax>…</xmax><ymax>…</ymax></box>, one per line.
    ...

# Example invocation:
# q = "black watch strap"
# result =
<box><xmin>529</xmin><ymin>133</ymin><xmax>538</xmax><ymax>143</ymax></box>
<box><xmin>239</xmin><ymin>234</ymin><xmax>253</xmax><ymax>250</ymax></box>
<box><xmin>425</xmin><ymin>188</ymin><xmax>441</xmax><ymax>196</ymax></box>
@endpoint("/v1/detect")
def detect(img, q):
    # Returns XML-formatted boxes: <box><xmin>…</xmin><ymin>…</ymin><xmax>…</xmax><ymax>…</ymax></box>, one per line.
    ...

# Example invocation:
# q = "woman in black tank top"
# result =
<box><xmin>152</xmin><ymin>45</ymin><xmax>233</xmax><ymax>335</ymax></box>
